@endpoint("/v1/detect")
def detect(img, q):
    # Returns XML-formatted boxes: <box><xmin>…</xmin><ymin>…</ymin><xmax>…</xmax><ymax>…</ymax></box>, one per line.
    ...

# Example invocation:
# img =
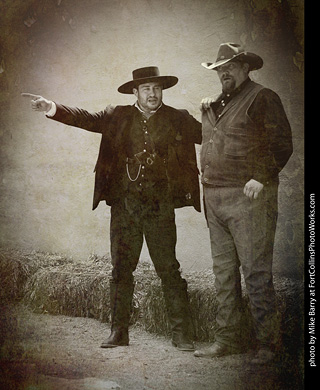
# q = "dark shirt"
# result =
<box><xmin>123</xmin><ymin>106</ymin><xmax>172</xmax><ymax>215</ymax></box>
<box><xmin>212</xmin><ymin>77</ymin><xmax>252</xmax><ymax>117</ymax></box>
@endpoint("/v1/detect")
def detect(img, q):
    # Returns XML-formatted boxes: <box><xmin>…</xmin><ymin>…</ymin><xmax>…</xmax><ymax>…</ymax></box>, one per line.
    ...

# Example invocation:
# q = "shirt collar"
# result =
<box><xmin>220</xmin><ymin>77</ymin><xmax>251</xmax><ymax>101</ymax></box>
<box><xmin>134</xmin><ymin>101</ymin><xmax>163</xmax><ymax>117</ymax></box>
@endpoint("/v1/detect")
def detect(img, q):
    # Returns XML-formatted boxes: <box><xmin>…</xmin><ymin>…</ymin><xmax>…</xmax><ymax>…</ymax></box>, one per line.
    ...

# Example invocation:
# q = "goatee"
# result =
<box><xmin>222</xmin><ymin>77</ymin><xmax>236</xmax><ymax>94</ymax></box>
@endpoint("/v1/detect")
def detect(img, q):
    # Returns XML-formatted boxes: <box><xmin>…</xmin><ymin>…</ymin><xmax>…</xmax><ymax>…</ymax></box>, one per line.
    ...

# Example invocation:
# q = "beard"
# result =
<box><xmin>222</xmin><ymin>78</ymin><xmax>236</xmax><ymax>94</ymax></box>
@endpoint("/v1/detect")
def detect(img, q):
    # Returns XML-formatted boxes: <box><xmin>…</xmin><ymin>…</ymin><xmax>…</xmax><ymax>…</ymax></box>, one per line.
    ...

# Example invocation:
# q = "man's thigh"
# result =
<box><xmin>110</xmin><ymin>201</ymin><xmax>144</xmax><ymax>282</ymax></box>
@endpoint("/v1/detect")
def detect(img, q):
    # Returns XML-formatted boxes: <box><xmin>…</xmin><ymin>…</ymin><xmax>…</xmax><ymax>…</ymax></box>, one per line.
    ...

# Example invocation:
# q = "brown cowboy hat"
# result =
<box><xmin>118</xmin><ymin>66</ymin><xmax>178</xmax><ymax>94</ymax></box>
<box><xmin>202</xmin><ymin>42</ymin><xmax>263</xmax><ymax>71</ymax></box>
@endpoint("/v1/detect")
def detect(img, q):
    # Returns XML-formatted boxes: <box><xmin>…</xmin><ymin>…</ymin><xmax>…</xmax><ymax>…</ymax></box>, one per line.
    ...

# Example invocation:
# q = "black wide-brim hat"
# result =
<box><xmin>118</xmin><ymin>66</ymin><xmax>178</xmax><ymax>94</ymax></box>
<box><xmin>202</xmin><ymin>42</ymin><xmax>263</xmax><ymax>71</ymax></box>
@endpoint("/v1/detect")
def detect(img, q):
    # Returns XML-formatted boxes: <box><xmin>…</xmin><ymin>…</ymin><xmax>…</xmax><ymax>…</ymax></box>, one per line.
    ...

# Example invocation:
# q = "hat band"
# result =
<box><xmin>133</xmin><ymin>67</ymin><xmax>160</xmax><ymax>80</ymax></box>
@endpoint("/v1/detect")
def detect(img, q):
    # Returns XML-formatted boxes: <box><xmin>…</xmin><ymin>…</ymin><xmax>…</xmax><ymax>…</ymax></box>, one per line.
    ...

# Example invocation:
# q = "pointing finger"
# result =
<box><xmin>21</xmin><ymin>93</ymin><xmax>41</xmax><ymax>99</ymax></box>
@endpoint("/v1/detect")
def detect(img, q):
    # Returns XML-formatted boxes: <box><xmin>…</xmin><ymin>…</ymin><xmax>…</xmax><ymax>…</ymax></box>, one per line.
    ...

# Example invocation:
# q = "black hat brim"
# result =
<box><xmin>118</xmin><ymin>75</ymin><xmax>178</xmax><ymax>94</ymax></box>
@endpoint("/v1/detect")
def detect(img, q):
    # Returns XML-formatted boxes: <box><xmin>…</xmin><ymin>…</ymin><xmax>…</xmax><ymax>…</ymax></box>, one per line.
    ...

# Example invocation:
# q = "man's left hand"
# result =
<box><xmin>200</xmin><ymin>97</ymin><xmax>215</xmax><ymax>111</ymax></box>
<box><xmin>243</xmin><ymin>179</ymin><xmax>264</xmax><ymax>199</ymax></box>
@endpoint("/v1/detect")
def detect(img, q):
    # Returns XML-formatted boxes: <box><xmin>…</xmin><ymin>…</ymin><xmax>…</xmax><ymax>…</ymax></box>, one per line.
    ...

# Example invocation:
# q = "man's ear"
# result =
<box><xmin>243</xmin><ymin>62</ymin><xmax>250</xmax><ymax>73</ymax></box>
<box><xmin>133</xmin><ymin>88</ymin><xmax>138</xmax><ymax>97</ymax></box>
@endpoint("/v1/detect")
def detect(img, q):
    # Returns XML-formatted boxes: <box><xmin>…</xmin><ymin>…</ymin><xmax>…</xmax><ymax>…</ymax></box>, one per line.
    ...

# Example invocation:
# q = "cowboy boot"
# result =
<box><xmin>101</xmin><ymin>280</ymin><xmax>134</xmax><ymax>348</ymax></box>
<box><xmin>162</xmin><ymin>279</ymin><xmax>195</xmax><ymax>351</ymax></box>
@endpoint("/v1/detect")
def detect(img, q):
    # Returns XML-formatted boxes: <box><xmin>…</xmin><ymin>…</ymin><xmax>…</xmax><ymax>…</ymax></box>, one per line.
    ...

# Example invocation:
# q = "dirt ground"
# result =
<box><xmin>0</xmin><ymin>303</ymin><xmax>303</xmax><ymax>390</ymax></box>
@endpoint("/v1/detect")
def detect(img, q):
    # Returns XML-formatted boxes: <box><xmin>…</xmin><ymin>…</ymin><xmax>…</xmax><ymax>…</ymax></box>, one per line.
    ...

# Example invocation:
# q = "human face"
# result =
<box><xmin>216</xmin><ymin>61</ymin><xmax>249</xmax><ymax>94</ymax></box>
<box><xmin>133</xmin><ymin>82</ymin><xmax>163</xmax><ymax>113</ymax></box>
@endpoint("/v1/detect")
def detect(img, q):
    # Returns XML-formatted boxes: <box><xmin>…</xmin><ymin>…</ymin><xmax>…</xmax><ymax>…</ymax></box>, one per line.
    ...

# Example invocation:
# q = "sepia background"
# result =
<box><xmin>0</xmin><ymin>0</ymin><xmax>304</xmax><ymax>277</ymax></box>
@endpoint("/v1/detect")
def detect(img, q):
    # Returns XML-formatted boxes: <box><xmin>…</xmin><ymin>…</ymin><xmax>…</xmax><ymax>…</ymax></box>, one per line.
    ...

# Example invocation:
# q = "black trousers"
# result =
<box><xmin>110</xmin><ymin>197</ymin><xmax>184</xmax><ymax>287</ymax></box>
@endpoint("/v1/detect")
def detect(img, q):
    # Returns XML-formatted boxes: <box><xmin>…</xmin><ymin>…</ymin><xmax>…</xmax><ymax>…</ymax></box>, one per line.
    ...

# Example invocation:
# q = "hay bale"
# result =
<box><xmin>139</xmin><ymin>270</ymin><xmax>255</xmax><ymax>344</ymax></box>
<box><xmin>138</xmin><ymin>279</ymin><xmax>170</xmax><ymax>335</ymax></box>
<box><xmin>23</xmin><ymin>260</ymin><xmax>112</xmax><ymax>322</ymax></box>
<box><xmin>138</xmin><ymin>271</ymin><xmax>222</xmax><ymax>341</ymax></box>
<box><xmin>21</xmin><ymin>254</ymin><xmax>157</xmax><ymax>324</ymax></box>
<box><xmin>138</xmin><ymin>269</ymin><xmax>303</xmax><ymax>351</ymax></box>
<box><xmin>187</xmin><ymin>271</ymin><xmax>219</xmax><ymax>342</ymax></box>
<box><xmin>0</xmin><ymin>248</ymin><xmax>74</xmax><ymax>301</ymax></box>
<box><xmin>0</xmin><ymin>249</ymin><xmax>304</xmax><ymax>352</ymax></box>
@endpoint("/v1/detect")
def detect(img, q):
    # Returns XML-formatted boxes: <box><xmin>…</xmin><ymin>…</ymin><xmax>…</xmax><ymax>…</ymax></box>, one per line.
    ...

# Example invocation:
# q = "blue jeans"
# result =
<box><xmin>204</xmin><ymin>184</ymin><xmax>280</xmax><ymax>348</ymax></box>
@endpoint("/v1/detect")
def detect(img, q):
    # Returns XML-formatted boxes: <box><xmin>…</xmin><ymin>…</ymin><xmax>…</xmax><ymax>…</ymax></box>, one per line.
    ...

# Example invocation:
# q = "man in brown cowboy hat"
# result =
<box><xmin>22</xmin><ymin>66</ymin><xmax>201</xmax><ymax>351</ymax></box>
<box><xmin>194</xmin><ymin>43</ymin><xmax>293</xmax><ymax>364</ymax></box>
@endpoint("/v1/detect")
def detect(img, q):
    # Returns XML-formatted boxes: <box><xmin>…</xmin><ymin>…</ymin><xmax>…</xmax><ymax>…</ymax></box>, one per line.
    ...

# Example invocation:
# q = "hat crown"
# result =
<box><xmin>216</xmin><ymin>43</ymin><xmax>244</xmax><ymax>62</ymax></box>
<box><xmin>132</xmin><ymin>66</ymin><xmax>160</xmax><ymax>81</ymax></box>
<box><xmin>201</xmin><ymin>42</ymin><xmax>263</xmax><ymax>71</ymax></box>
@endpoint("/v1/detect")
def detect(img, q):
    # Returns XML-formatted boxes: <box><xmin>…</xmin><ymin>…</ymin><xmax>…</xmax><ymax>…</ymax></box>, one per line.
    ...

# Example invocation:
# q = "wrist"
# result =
<box><xmin>45</xmin><ymin>101</ymin><xmax>56</xmax><ymax>116</ymax></box>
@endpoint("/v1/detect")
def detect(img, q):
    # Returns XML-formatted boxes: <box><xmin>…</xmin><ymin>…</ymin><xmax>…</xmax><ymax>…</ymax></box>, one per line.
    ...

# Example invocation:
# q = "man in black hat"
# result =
<box><xmin>22</xmin><ymin>66</ymin><xmax>201</xmax><ymax>351</ymax></box>
<box><xmin>194</xmin><ymin>43</ymin><xmax>293</xmax><ymax>364</ymax></box>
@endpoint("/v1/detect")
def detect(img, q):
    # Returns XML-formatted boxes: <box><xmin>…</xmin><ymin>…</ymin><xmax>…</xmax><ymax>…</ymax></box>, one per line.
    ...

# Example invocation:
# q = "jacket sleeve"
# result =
<box><xmin>46</xmin><ymin>103</ymin><xmax>115</xmax><ymax>135</ymax></box>
<box><xmin>248</xmin><ymin>89</ymin><xmax>293</xmax><ymax>183</ymax></box>
<box><xmin>178</xmin><ymin>109</ymin><xmax>202</xmax><ymax>144</ymax></box>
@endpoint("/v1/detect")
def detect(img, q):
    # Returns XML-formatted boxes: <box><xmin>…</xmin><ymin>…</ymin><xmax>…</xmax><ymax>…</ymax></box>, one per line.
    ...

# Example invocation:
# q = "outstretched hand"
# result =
<box><xmin>21</xmin><ymin>93</ymin><xmax>52</xmax><ymax>112</ymax></box>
